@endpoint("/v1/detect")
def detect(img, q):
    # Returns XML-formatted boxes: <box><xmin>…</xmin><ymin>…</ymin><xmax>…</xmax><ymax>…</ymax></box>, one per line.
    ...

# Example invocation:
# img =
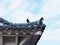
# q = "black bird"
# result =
<box><xmin>27</xmin><ymin>18</ymin><xmax>30</xmax><ymax>23</ymax></box>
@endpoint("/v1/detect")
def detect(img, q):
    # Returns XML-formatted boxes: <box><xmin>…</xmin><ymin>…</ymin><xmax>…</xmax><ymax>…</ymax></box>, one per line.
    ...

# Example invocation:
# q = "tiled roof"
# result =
<box><xmin>0</xmin><ymin>17</ymin><xmax>46</xmax><ymax>31</ymax></box>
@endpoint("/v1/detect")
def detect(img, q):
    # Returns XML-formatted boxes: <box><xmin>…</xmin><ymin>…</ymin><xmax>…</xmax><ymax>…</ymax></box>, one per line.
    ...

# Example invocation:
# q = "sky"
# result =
<box><xmin>0</xmin><ymin>0</ymin><xmax>60</xmax><ymax>45</ymax></box>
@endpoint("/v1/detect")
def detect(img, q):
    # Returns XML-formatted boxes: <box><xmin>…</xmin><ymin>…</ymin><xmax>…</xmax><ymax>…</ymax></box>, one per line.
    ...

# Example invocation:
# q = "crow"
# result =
<box><xmin>27</xmin><ymin>18</ymin><xmax>30</xmax><ymax>23</ymax></box>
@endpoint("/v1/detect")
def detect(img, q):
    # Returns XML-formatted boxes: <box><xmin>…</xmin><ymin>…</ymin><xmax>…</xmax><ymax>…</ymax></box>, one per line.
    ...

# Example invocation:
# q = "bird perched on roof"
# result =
<box><xmin>26</xmin><ymin>18</ymin><xmax>30</xmax><ymax>23</ymax></box>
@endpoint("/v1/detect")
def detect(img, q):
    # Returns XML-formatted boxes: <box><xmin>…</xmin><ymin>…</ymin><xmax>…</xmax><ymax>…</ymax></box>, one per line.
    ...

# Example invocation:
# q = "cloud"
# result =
<box><xmin>54</xmin><ymin>20</ymin><xmax>60</xmax><ymax>26</ymax></box>
<box><xmin>0</xmin><ymin>0</ymin><xmax>24</xmax><ymax>17</ymax></box>
<box><xmin>40</xmin><ymin>0</ymin><xmax>60</xmax><ymax>19</ymax></box>
<box><xmin>0</xmin><ymin>0</ymin><xmax>10</xmax><ymax>16</ymax></box>
<box><xmin>40</xmin><ymin>28</ymin><xmax>60</xmax><ymax>41</ymax></box>
<box><xmin>6</xmin><ymin>12</ymin><xmax>36</xmax><ymax>23</ymax></box>
<box><xmin>0</xmin><ymin>0</ymin><xmax>60</xmax><ymax>20</ymax></box>
<box><xmin>37</xmin><ymin>28</ymin><xmax>60</xmax><ymax>45</ymax></box>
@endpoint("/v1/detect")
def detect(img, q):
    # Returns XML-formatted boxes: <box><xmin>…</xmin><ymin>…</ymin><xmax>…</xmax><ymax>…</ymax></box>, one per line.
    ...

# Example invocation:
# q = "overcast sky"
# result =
<box><xmin>0</xmin><ymin>0</ymin><xmax>60</xmax><ymax>45</ymax></box>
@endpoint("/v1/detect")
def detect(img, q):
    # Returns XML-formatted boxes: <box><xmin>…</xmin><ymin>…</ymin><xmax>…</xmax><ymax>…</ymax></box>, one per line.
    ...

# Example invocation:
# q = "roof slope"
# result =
<box><xmin>0</xmin><ymin>17</ymin><xmax>46</xmax><ymax>31</ymax></box>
